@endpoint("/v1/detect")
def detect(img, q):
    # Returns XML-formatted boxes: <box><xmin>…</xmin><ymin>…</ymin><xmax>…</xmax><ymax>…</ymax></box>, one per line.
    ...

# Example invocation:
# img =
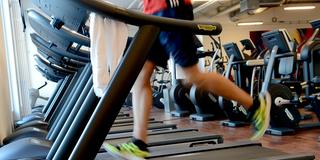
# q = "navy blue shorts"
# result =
<box><xmin>147</xmin><ymin>5</ymin><xmax>198</xmax><ymax>68</ymax></box>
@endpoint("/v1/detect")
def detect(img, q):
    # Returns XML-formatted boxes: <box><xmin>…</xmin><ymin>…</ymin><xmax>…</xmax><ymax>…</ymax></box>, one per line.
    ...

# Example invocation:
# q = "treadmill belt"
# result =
<box><xmin>113</xmin><ymin>118</ymin><xmax>155</xmax><ymax>124</ymax></box>
<box><xmin>95</xmin><ymin>141</ymin><xmax>314</xmax><ymax>160</ymax></box>
<box><xmin>106</xmin><ymin>130</ymin><xmax>223</xmax><ymax>147</ymax></box>
<box><xmin>115</xmin><ymin>116</ymin><xmax>133</xmax><ymax>120</ymax></box>
<box><xmin>109</xmin><ymin>123</ymin><xmax>176</xmax><ymax>134</ymax></box>
<box><xmin>149</xmin><ymin>142</ymin><xmax>315</xmax><ymax>160</ymax></box>
<box><xmin>153</xmin><ymin>146</ymin><xmax>286</xmax><ymax>160</ymax></box>
<box><xmin>111</xmin><ymin>120</ymin><xmax>160</xmax><ymax>127</ymax></box>
<box><xmin>153</xmin><ymin>145</ymin><xmax>315</xmax><ymax>160</ymax></box>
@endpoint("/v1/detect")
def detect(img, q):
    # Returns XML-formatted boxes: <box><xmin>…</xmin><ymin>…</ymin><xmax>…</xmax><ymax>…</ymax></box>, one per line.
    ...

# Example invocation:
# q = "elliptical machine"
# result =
<box><xmin>262</xmin><ymin>25</ymin><xmax>320</xmax><ymax>135</ymax></box>
<box><xmin>218</xmin><ymin>38</ymin><xmax>270</xmax><ymax>127</ymax></box>
<box><xmin>261</xmin><ymin>29</ymin><xmax>320</xmax><ymax>136</ymax></box>
<box><xmin>218</xmin><ymin>42</ymin><xmax>254</xmax><ymax>127</ymax></box>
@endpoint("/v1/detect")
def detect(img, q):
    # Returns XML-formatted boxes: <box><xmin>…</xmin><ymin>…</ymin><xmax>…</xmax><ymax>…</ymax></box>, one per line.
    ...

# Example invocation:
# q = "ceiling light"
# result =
<box><xmin>252</xmin><ymin>7</ymin><xmax>267</xmax><ymax>14</ymax></box>
<box><xmin>237</xmin><ymin>22</ymin><xmax>263</xmax><ymax>26</ymax></box>
<box><xmin>284</xmin><ymin>6</ymin><xmax>316</xmax><ymax>10</ymax></box>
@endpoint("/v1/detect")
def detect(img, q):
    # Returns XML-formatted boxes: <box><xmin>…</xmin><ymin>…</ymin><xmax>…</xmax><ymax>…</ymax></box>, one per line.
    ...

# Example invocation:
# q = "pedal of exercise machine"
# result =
<box><xmin>171</xmin><ymin>110</ymin><xmax>191</xmax><ymax>117</ymax></box>
<box><xmin>220</xmin><ymin>120</ymin><xmax>249</xmax><ymax>127</ymax></box>
<box><xmin>190</xmin><ymin>113</ymin><xmax>215</xmax><ymax>121</ymax></box>
<box><xmin>266</xmin><ymin>127</ymin><xmax>295</xmax><ymax>136</ymax></box>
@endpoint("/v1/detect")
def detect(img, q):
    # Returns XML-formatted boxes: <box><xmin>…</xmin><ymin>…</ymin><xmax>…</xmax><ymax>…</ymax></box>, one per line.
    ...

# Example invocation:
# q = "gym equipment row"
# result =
<box><xmin>0</xmin><ymin>0</ymin><xmax>315</xmax><ymax>159</ymax></box>
<box><xmin>166</xmin><ymin>17</ymin><xmax>320</xmax><ymax>138</ymax></box>
<box><xmin>218</xmin><ymin>22</ymin><xmax>320</xmax><ymax>136</ymax></box>
<box><xmin>0</xmin><ymin>0</ymin><xmax>225</xmax><ymax>159</ymax></box>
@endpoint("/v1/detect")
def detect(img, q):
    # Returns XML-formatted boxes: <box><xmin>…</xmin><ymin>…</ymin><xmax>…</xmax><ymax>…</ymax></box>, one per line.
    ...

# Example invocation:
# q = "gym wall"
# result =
<box><xmin>0</xmin><ymin>12</ymin><xmax>13</xmax><ymax>144</ymax></box>
<box><xmin>202</xmin><ymin>3</ymin><xmax>320</xmax><ymax>54</ymax></box>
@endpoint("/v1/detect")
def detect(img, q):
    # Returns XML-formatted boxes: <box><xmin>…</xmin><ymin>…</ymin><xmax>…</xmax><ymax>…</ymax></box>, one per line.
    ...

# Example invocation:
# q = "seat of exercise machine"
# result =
<box><xmin>31</xmin><ymin>33</ymin><xmax>90</xmax><ymax>64</ymax></box>
<box><xmin>246</xmin><ymin>59</ymin><xmax>265</xmax><ymax>66</ymax></box>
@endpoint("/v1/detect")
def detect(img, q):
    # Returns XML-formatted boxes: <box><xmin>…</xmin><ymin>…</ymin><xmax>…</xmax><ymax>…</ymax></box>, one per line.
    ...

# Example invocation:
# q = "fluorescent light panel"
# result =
<box><xmin>237</xmin><ymin>22</ymin><xmax>263</xmax><ymax>26</ymax></box>
<box><xmin>253</xmin><ymin>7</ymin><xmax>267</xmax><ymax>14</ymax></box>
<box><xmin>284</xmin><ymin>6</ymin><xmax>316</xmax><ymax>10</ymax></box>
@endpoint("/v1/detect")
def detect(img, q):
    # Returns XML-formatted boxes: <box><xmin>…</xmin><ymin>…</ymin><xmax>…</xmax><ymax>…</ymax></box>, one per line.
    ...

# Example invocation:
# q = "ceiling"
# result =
<box><xmin>105</xmin><ymin>0</ymin><xmax>320</xmax><ymax>21</ymax></box>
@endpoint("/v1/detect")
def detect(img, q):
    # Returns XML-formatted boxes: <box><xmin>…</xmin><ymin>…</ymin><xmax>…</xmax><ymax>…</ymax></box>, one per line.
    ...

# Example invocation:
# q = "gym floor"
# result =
<box><xmin>122</xmin><ymin>107</ymin><xmax>320</xmax><ymax>160</ymax></box>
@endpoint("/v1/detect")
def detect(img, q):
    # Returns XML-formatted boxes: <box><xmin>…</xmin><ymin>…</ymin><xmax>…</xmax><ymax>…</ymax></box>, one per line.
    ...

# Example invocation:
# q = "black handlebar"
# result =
<box><xmin>75</xmin><ymin>0</ymin><xmax>222</xmax><ymax>35</ymax></box>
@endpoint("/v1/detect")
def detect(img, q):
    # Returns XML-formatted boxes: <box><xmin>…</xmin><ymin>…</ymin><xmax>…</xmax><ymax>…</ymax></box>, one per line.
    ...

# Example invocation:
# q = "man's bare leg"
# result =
<box><xmin>132</xmin><ymin>60</ymin><xmax>156</xmax><ymax>143</ymax></box>
<box><xmin>181</xmin><ymin>64</ymin><xmax>253</xmax><ymax>109</ymax></box>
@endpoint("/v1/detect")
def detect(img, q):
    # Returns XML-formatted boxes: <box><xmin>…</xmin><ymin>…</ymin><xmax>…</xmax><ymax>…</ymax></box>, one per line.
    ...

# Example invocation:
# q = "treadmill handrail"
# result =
<box><xmin>75</xmin><ymin>0</ymin><xmax>222</xmax><ymax>35</ymax></box>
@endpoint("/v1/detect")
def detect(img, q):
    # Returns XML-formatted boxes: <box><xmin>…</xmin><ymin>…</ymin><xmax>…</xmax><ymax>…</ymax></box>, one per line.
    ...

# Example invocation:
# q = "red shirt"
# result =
<box><xmin>144</xmin><ymin>0</ymin><xmax>192</xmax><ymax>14</ymax></box>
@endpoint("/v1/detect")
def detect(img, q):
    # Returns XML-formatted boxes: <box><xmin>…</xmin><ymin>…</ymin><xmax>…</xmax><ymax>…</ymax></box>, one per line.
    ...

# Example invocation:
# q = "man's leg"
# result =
<box><xmin>104</xmin><ymin>60</ymin><xmax>155</xmax><ymax>159</ymax></box>
<box><xmin>181</xmin><ymin>64</ymin><xmax>271</xmax><ymax>140</ymax></box>
<box><xmin>181</xmin><ymin>64</ymin><xmax>253</xmax><ymax>109</ymax></box>
<box><xmin>132</xmin><ymin>60</ymin><xmax>156</xmax><ymax>143</ymax></box>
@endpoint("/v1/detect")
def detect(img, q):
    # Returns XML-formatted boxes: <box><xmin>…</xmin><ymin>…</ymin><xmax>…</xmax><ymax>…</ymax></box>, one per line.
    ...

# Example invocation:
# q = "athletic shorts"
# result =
<box><xmin>147</xmin><ymin>5</ymin><xmax>198</xmax><ymax>68</ymax></box>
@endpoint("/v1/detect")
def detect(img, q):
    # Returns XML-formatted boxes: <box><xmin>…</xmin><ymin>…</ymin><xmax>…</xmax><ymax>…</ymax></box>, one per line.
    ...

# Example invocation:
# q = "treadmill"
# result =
<box><xmin>0</xmin><ymin>2</ymin><xmax>225</xmax><ymax>159</ymax></box>
<box><xmin>56</xmin><ymin>1</ymin><xmax>312</xmax><ymax>160</ymax></box>
<box><xmin>95</xmin><ymin>141</ymin><xmax>313</xmax><ymax>160</ymax></box>
<box><xmin>0</xmin><ymin>0</ymin><xmax>314</xmax><ymax>160</ymax></box>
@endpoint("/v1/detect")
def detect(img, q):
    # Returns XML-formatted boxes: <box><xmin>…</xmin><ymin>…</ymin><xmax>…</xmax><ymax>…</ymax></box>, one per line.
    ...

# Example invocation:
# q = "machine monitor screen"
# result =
<box><xmin>261</xmin><ymin>29</ymin><xmax>292</xmax><ymax>53</ymax></box>
<box><xmin>310</xmin><ymin>19</ymin><xmax>320</xmax><ymax>29</ymax></box>
<box><xmin>223</xmin><ymin>42</ymin><xmax>244</xmax><ymax>61</ymax></box>
<box><xmin>240</xmin><ymin>39</ymin><xmax>255</xmax><ymax>51</ymax></box>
